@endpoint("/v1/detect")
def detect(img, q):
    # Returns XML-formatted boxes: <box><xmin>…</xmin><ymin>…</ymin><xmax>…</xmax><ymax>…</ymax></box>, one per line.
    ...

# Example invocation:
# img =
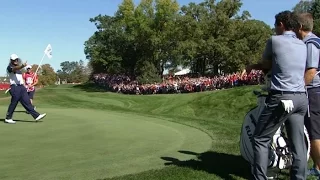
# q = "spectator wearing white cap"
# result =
<box><xmin>23</xmin><ymin>64</ymin><xmax>38</xmax><ymax>112</ymax></box>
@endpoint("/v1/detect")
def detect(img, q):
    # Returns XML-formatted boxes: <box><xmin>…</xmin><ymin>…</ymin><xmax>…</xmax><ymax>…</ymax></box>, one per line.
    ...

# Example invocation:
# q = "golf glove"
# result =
<box><xmin>281</xmin><ymin>100</ymin><xmax>294</xmax><ymax>113</ymax></box>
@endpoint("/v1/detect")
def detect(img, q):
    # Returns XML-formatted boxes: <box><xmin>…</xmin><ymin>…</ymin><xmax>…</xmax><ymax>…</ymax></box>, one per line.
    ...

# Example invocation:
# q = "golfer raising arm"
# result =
<box><xmin>244</xmin><ymin>11</ymin><xmax>308</xmax><ymax>180</ymax></box>
<box><xmin>4</xmin><ymin>54</ymin><xmax>46</xmax><ymax>124</ymax></box>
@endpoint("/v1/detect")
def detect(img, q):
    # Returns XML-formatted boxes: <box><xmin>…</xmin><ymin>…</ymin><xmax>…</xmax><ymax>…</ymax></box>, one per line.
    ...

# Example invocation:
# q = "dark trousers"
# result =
<box><xmin>28</xmin><ymin>90</ymin><xmax>35</xmax><ymax>99</ymax></box>
<box><xmin>251</xmin><ymin>92</ymin><xmax>308</xmax><ymax>180</ymax></box>
<box><xmin>6</xmin><ymin>85</ymin><xmax>39</xmax><ymax>119</ymax></box>
<box><xmin>305</xmin><ymin>87</ymin><xmax>320</xmax><ymax>140</ymax></box>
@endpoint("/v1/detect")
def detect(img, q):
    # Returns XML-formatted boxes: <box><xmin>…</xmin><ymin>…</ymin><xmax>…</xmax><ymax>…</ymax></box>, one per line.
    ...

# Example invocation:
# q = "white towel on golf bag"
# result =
<box><xmin>262</xmin><ymin>72</ymin><xmax>294</xmax><ymax>113</ymax></box>
<box><xmin>281</xmin><ymin>100</ymin><xmax>294</xmax><ymax>113</ymax></box>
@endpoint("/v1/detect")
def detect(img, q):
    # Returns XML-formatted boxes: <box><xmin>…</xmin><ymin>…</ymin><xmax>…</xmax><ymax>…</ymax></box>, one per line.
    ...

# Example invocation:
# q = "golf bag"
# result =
<box><xmin>240</xmin><ymin>92</ymin><xmax>311</xmax><ymax>170</ymax></box>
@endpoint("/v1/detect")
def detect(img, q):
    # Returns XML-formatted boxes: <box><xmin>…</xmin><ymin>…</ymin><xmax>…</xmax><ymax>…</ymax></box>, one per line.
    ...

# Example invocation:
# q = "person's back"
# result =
<box><xmin>246</xmin><ymin>11</ymin><xmax>309</xmax><ymax>180</ymax></box>
<box><xmin>294</xmin><ymin>13</ymin><xmax>320</xmax><ymax>178</ymax></box>
<box><xmin>270</xmin><ymin>32</ymin><xmax>307</xmax><ymax>92</ymax></box>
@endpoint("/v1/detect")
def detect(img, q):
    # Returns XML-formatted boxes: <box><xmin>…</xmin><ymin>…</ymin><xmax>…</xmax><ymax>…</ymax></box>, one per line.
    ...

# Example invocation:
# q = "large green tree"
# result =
<box><xmin>311</xmin><ymin>0</ymin><xmax>320</xmax><ymax>36</ymax></box>
<box><xmin>293</xmin><ymin>0</ymin><xmax>320</xmax><ymax>36</ymax></box>
<box><xmin>36</xmin><ymin>64</ymin><xmax>57</xmax><ymax>86</ymax></box>
<box><xmin>293</xmin><ymin>0</ymin><xmax>313</xmax><ymax>13</ymax></box>
<box><xmin>29</xmin><ymin>64</ymin><xmax>56</xmax><ymax>86</ymax></box>
<box><xmin>84</xmin><ymin>0</ymin><xmax>272</xmax><ymax>81</ymax></box>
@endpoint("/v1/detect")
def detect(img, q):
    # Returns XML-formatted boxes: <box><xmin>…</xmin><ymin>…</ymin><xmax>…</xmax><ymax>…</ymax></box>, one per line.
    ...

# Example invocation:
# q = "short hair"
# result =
<box><xmin>297</xmin><ymin>13</ymin><xmax>314</xmax><ymax>31</ymax></box>
<box><xmin>275</xmin><ymin>10</ymin><xmax>300</xmax><ymax>31</ymax></box>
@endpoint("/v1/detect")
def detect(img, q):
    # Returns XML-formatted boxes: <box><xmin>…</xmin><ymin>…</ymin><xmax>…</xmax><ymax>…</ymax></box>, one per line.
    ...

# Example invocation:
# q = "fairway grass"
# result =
<box><xmin>0</xmin><ymin>107</ymin><xmax>211</xmax><ymax>180</ymax></box>
<box><xmin>0</xmin><ymin>84</ymin><xmax>315</xmax><ymax>180</ymax></box>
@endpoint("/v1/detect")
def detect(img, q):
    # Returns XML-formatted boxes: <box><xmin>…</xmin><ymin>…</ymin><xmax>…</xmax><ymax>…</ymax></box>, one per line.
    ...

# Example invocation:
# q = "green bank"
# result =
<box><xmin>0</xmin><ymin>84</ymin><xmax>315</xmax><ymax>180</ymax></box>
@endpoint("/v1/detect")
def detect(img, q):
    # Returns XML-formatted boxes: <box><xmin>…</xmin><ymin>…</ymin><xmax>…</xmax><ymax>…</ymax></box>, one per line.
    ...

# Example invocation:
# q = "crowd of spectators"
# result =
<box><xmin>92</xmin><ymin>70</ymin><xmax>265</xmax><ymax>95</ymax></box>
<box><xmin>0</xmin><ymin>78</ymin><xmax>9</xmax><ymax>90</ymax></box>
<box><xmin>0</xmin><ymin>84</ymin><xmax>10</xmax><ymax>91</ymax></box>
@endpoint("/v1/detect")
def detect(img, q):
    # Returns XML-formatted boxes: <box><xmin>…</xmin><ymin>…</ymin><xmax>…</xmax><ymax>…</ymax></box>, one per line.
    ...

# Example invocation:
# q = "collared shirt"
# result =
<box><xmin>261</xmin><ymin>31</ymin><xmax>307</xmax><ymax>92</ymax></box>
<box><xmin>303</xmin><ymin>32</ymin><xmax>320</xmax><ymax>88</ymax></box>
<box><xmin>7</xmin><ymin>64</ymin><xmax>24</xmax><ymax>85</ymax></box>
<box><xmin>23</xmin><ymin>72</ymin><xmax>37</xmax><ymax>91</ymax></box>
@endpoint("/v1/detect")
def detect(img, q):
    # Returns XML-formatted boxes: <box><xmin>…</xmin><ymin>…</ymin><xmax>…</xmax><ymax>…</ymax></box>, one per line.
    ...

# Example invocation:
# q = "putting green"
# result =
<box><xmin>0</xmin><ymin>106</ymin><xmax>212</xmax><ymax>180</ymax></box>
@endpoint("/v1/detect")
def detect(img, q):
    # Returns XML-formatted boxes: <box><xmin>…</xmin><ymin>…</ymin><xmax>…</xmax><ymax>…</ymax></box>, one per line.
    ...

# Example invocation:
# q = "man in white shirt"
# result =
<box><xmin>5</xmin><ymin>54</ymin><xmax>46</xmax><ymax>124</ymax></box>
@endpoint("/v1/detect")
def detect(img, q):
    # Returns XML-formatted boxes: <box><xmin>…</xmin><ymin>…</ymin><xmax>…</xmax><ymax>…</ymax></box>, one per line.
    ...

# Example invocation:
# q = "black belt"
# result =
<box><xmin>10</xmin><ymin>84</ymin><xmax>23</xmax><ymax>86</ymax></box>
<box><xmin>269</xmin><ymin>90</ymin><xmax>306</xmax><ymax>95</ymax></box>
<box><xmin>306</xmin><ymin>86</ymin><xmax>320</xmax><ymax>90</ymax></box>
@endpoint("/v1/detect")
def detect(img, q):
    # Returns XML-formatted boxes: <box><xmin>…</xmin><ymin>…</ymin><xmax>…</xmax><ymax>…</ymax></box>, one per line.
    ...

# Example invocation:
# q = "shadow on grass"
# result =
<box><xmin>0</xmin><ymin>118</ymin><xmax>42</xmax><ymax>123</ymax></box>
<box><xmin>161</xmin><ymin>150</ymin><xmax>251</xmax><ymax>180</ymax></box>
<box><xmin>73</xmin><ymin>82</ymin><xmax>108</xmax><ymax>92</ymax></box>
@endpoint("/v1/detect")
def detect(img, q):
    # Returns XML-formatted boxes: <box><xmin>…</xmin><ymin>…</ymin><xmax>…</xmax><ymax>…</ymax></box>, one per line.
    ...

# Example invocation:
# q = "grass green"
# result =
<box><xmin>0</xmin><ymin>84</ymin><xmax>316</xmax><ymax>180</ymax></box>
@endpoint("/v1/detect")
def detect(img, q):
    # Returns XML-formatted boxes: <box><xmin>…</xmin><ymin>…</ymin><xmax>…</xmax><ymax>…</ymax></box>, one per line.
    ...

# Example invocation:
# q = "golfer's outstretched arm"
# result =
<box><xmin>7</xmin><ymin>62</ymin><xmax>27</xmax><ymax>73</ymax></box>
<box><xmin>252</xmin><ymin>38</ymin><xmax>272</xmax><ymax>71</ymax></box>
<box><xmin>242</xmin><ymin>38</ymin><xmax>272</xmax><ymax>77</ymax></box>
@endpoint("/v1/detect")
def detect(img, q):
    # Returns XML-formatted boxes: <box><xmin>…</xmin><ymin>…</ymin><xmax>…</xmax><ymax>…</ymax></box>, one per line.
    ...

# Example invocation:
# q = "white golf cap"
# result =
<box><xmin>26</xmin><ymin>65</ymin><xmax>32</xmax><ymax>69</ymax></box>
<box><xmin>10</xmin><ymin>54</ymin><xmax>19</xmax><ymax>60</ymax></box>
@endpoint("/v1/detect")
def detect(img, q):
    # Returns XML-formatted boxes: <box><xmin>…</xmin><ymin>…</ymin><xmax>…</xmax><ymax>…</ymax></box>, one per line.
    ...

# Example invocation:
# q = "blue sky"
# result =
<box><xmin>0</xmin><ymin>0</ymin><xmax>300</xmax><ymax>75</ymax></box>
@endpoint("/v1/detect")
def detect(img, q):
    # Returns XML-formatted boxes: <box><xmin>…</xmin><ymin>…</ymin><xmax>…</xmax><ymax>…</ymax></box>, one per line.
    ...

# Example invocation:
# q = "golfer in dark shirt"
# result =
<box><xmin>4</xmin><ymin>54</ymin><xmax>46</xmax><ymax>124</ymax></box>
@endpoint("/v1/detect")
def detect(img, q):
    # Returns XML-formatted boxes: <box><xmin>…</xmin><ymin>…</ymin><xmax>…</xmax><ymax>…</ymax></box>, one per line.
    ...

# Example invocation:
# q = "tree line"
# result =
<box><xmin>84</xmin><ymin>0</ymin><xmax>320</xmax><ymax>84</ymax></box>
<box><xmin>56</xmin><ymin>60</ymin><xmax>90</xmax><ymax>83</ymax></box>
<box><xmin>84</xmin><ymin>0</ymin><xmax>273</xmax><ymax>83</ymax></box>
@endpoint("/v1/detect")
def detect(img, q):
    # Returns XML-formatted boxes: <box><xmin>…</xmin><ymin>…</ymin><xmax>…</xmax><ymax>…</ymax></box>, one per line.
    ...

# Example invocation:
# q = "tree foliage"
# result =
<box><xmin>56</xmin><ymin>60</ymin><xmax>89</xmax><ymax>83</ymax></box>
<box><xmin>293</xmin><ymin>0</ymin><xmax>320</xmax><ymax>36</ymax></box>
<box><xmin>31</xmin><ymin>64</ymin><xmax>56</xmax><ymax>86</ymax></box>
<box><xmin>84</xmin><ymin>0</ymin><xmax>273</xmax><ymax>81</ymax></box>
<box><xmin>293</xmin><ymin>0</ymin><xmax>313</xmax><ymax>13</ymax></box>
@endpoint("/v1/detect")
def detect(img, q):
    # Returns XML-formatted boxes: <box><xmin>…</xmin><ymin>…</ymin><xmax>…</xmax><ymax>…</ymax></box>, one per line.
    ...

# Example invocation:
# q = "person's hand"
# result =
<box><xmin>21</xmin><ymin>61</ymin><xmax>27</xmax><ymax>68</ymax></box>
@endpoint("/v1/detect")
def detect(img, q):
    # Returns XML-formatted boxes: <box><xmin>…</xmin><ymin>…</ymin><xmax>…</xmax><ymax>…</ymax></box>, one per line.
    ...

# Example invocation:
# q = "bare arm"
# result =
<box><xmin>7</xmin><ymin>61</ymin><xmax>27</xmax><ymax>73</ymax></box>
<box><xmin>247</xmin><ymin>61</ymin><xmax>272</xmax><ymax>71</ymax></box>
<box><xmin>305</xmin><ymin>68</ymin><xmax>317</xmax><ymax>85</ymax></box>
<box><xmin>32</xmin><ymin>75</ymin><xmax>38</xmax><ymax>86</ymax></box>
<box><xmin>246</xmin><ymin>38</ymin><xmax>272</xmax><ymax>73</ymax></box>
<box><xmin>304</xmin><ymin>43</ymin><xmax>319</xmax><ymax>85</ymax></box>
<box><xmin>8</xmin><ymin>64</ymin><xmax>26</xmax><ymax>73</ymax></box>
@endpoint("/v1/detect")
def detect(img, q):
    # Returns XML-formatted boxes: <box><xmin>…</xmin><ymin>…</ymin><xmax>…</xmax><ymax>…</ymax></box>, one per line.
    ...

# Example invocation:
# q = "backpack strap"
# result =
<box><xmin>305</xmin><ymin>37</ymin><xmax>320</xmax><ymax>49</ymax></box>
<box><xmin>305</xmin><ymin>38</ymin><xmax>320</xmax><ymax>76</ymax></box>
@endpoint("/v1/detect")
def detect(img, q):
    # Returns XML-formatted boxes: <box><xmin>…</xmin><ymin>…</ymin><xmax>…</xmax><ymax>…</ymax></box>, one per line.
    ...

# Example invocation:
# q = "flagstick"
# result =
<box><xmin>26</xmin><ymin>52</ymin><xmax>46</xmax><ymax>93</ymax></box>
<box><xmin>34</xmin><ymin>53</ymin><xmax>46</xmax><ymax>76</ymax></box>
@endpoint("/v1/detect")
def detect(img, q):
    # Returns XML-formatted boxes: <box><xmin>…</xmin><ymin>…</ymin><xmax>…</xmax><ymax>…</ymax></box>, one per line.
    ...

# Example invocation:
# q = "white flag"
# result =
<box><xmin>44</xmin><ymin>44</ymin><xmax>52</xmax><ymax>59</ymax></box>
